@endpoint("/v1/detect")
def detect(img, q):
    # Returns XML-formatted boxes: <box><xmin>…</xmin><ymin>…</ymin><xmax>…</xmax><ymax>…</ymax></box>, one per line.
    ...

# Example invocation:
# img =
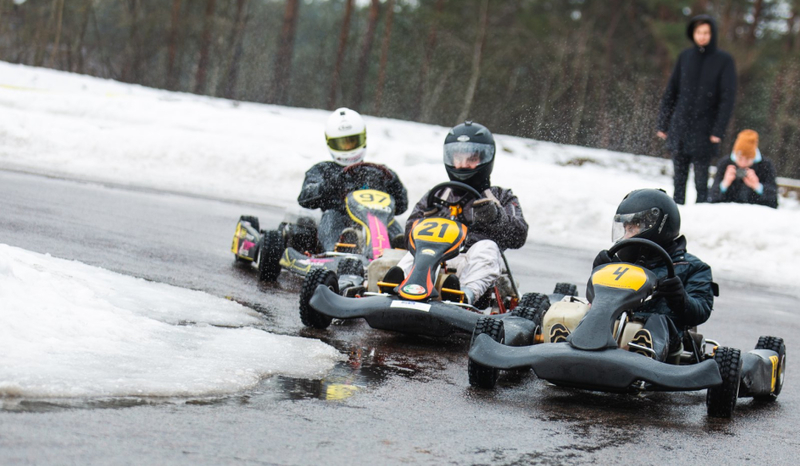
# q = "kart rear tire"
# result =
<box><xmin>299</xmin><ymin>268</ymin><xmax>338</xmax><ymax>329</ymax></box>
<box><xmin>239</xmin><ymin>215</ymin><xmax>260</xmax><ymax>232</ymax></box>
<box><xmin>338</xmin><ymin>258</ymin><xmax>364</xmax><ymax>277</ymax></box>
<box><xmin>469</xmin><ymin>317</ymin><xmax>505</xmax><ymax>389</ymax></box>
<box><xmin>707</xmin><ymin>346</ymin><xmax>742</xmax><ymax>418</ymax></box>
<box><xmin>754</xmin><ymin>336</ymin><xmax>786</xmax><ymax>400</ymax></box>
<box><xmin>553</xmin><ymin>282</ymin><xmax>578</xmax><ymax>297</ymax></box>
<box><xmin>258</xmin><ymin>230</ymin><xmax>283</xmax><ymax>282</ymax></box>
<box><xmin>510</xmin><ymin>306</ymin><xmax>538</xmax><ymax>323</ymax></box>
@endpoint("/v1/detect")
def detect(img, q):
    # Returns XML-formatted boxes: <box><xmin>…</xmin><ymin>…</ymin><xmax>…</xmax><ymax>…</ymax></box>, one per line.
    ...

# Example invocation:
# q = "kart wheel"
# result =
<box><xmin>510</xmin><ymin>306</ymin><xmax>538</xmax><ymax>324</ymax></box>
<box><xmin>707</xmin><ymin>346</ymin><xmax>742</xmax><ymax>418</ymax></box>
<box><xmin>338</xmin><ymin>258</ymin><xmax>364</xmax><ymax>277</ymax></box>
<box><xmin>469</xmin><ymin>317</ymin><xmax>505</xmax><ymax>389</ymax></box>
<box><xmin>553</xmin><ymin>282</ymin><xmax>578</xmax><ymax>297</ymax></box>
<box><xmin>258</xmin><ymin>230</ymin><xmax>283</xmax><ymax>282</ymax></box>
<box><xmin>754</xmin><ymin>336</ymin><xmax>786</xmax><ymax>401</ymax></box>
<box><xmin>299</xmin><ymin>268</ymin><xmax>337</xmax><ymax>329</ymax></box>
<box><xmin>518</xmin><ymin>292</ymin><xmax>551</xmax><ymax>311</ymax></box>
<box><xmin>239</xmin><ymin>215</ymin><xmax>260</xmax><ymax>232</ymax></box>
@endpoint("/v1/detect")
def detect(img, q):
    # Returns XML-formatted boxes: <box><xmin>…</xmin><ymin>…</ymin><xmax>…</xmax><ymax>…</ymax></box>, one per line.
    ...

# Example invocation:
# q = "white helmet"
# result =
<box><xmin>325</xmin><ymin>107</ymin><xmax>366</xmax><ymax>166</ymax></box>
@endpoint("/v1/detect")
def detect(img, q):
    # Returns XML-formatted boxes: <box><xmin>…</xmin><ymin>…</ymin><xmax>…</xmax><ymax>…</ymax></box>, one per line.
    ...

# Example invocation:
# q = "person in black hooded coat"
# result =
<box><xmin>657</xmin><ymin>15</ymin><xmax>737</xmax><ymax>205</ymax></box>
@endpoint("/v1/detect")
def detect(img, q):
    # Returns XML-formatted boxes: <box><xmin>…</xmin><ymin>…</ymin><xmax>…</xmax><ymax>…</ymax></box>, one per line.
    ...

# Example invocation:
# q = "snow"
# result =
<box><xmin>0</xmin><ymin>244</ymin><xmax>344</xmax><ymax>398</ymax></box>
<box><xmin>0</xmin><ymin>61</ymin><xmax>798</xmax><ymax>397</ymax></box>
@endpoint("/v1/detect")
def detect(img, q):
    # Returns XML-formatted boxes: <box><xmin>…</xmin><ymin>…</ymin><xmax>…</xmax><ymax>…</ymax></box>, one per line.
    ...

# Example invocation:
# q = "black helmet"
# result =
<box><xmin>443</xmin><ymin>121</ymin><xmax>495</xmax><ymax>191</ymax></box>
<box><xmin>613</xmin><ymin>189</ymin><xmax>680</xmax><ymax>253</ymax></box>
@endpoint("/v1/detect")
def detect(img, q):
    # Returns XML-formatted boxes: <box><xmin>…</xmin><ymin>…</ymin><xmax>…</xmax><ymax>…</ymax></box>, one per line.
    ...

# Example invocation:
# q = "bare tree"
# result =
<box><xmin>328</xmin><ymin>0</ymin><xmax>354</xmax><ymax>109</ymax></box>
<box><xmin>374</xmin><ymin>0</ymin><xmax>395</xmax><ymax>115</ymax></box>
<box><xmin>223</xmin><ymin>0</ymin><xmax>250</xmax><ymax>100</ymax></box>
<box><xmin>166</xmin><ymin>0</ymin><xmax>182</xmax><ymax>90</ymax></box>
<box><xmin>457</xmin><ymin>0</ymin><xmax>489</xmax><ymax>123</ymax></box>
<box><xmin>351</xmin><ymin>0</ymin><xmax>380</xmax><ymax>111</ymax></box>
<box><xmin>270</xmin><ymin>0</ymin><xmax>300</xmax><ymax>105</ymax></box>
<box><xmin>194</xmin><ymin>0</ymin><xmax>217</xmax><ymax>94</ymax></box>
<box><xmin>47</xmin><ymin>0</ymin><xmax>64</xmax><ymax>69</ymax></box>
<box><xmin>415</xmin><ymin>0</ymin><xmax>446</xmax><ymax>121</ymax></box>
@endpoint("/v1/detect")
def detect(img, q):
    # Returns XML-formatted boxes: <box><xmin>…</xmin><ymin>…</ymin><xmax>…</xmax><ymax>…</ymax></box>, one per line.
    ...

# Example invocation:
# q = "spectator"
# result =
<box><xmin>657</xmin><ymin>15</ymin><xmax>737</xmax><ymax>205</ymax></box>
<box><xmin>709</xmin><ymin>129</ymin><xmax>778</xmax><ymax>209</ymax></box>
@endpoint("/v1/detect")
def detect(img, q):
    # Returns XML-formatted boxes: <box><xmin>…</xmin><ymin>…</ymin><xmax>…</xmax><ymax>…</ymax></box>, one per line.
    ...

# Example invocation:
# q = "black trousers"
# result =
<box><xmin>672</xmin><ymin>152</ymin><xmax>712</xmax><ymax>205</ymax></box>
<box><xmin>318</xmin><ymin>209</ymin><xmax>402</xmax><ymax>252</ymax></box>
<box><xmin>642</xmin><ymin>314</ymin><xmax>682</xmax><ymax>362</ymax></box>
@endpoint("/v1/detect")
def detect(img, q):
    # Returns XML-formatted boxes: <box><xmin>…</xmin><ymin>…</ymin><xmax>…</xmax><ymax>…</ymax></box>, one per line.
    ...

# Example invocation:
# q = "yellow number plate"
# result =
<box><xmin>411</xmin><ymin>218</ymin><xmax>460</xmax><ymax>244</ymax></box>
<box><xmin>592</xmin><ymin>264</ymin><xmax>647</xmax><ymax>291</ymax></box>
<box><xmin>352</xmin><ymin>190</ymin><xmax>392</xmax><ymax>209</ymax></box>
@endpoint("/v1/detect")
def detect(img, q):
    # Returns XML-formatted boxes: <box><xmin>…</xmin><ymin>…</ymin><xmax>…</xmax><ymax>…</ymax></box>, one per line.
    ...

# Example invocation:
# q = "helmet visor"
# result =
<box><xmin>327</xmin><ymin>131</ymin><xmax>366</xmax><ymax>152</ymax></box>
<box><xmin>443</xmin><ymin>142</ymin><xmax>495</xmax><ymax>169</ymax></box>
<box><xmin>612</xmin><ymin>208</ymin><xmax>661</xmax><ymax>243</ymax></box>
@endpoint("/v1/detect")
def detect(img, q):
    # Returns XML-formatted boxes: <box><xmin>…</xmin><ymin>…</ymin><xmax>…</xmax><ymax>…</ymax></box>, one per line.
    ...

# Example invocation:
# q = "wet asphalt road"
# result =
<box><xmin>1</xmin><ymin>169</ymin><xmax>798</xmax><ymax>465</ymax></box>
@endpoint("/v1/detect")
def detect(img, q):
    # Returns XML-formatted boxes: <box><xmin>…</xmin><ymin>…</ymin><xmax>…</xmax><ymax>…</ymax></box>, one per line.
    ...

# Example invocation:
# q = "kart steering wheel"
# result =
<box><xmin>342</xmin><ymin>162</ymin><xmax>395</xmax><ymax>180</ymax></box>
<box><xmin>606</xmin><ymin>238</ymin><xmax>675</xmax><ymax>278</ymax></box>
<box><xmin>426</xmin><ymin>181</ymin><xmax>482</xmax><ymax>210</ymax></box>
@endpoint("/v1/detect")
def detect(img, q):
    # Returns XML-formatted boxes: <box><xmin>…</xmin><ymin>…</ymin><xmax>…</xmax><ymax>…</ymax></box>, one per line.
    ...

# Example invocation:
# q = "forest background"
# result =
<box><xmin>2</xmin><ymin>0</ymin><xmax>799</xmax><ymax>178</ymax></box>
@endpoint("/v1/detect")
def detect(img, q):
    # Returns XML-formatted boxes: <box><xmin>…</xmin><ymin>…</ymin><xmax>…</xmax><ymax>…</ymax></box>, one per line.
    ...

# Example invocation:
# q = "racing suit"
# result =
<box><xmin>397</xmin><ymin>185</ymin><xmax>528</xmax><ymax>304</ymax></box>
<box><xmin>298</xmin><ymin>161</ymin><xmax>408</xmax><ymax>251</ymax></box>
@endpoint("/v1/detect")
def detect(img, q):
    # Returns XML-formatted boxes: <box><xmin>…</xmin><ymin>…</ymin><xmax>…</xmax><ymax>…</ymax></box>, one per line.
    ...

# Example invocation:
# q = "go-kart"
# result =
<box><xmin>299</xmin><ymin>181</ymin><xmax>577</xmax><ymax>337</ymax></box>
<box><xmin>230</xmin><ymin>163</ymin><xmax>402</xmax><ymax>288</ymax></box>
<box><xmin>467</xmin><ymin>238</ymin><xmax>786</xmax><ymax>418</ymax></box>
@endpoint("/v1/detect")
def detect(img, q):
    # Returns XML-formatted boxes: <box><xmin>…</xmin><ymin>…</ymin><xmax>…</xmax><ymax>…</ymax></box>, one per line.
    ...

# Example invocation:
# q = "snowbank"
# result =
<box><xmin>0</xmin><ymin>244</ymin><xmax>344</xmax><ymax>398</ymax></box>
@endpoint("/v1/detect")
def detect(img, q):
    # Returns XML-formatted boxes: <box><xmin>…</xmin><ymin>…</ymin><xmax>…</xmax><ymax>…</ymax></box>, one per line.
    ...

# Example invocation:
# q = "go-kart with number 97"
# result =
<box><xmin>467</xmin><ymin>237</ymin><xmax>786</xmax><ymax>418</ymax></box>
<box><xmin>299</xmin><ymin>181</ymin><xmax>577</xmax><ymax>338</ymax></box>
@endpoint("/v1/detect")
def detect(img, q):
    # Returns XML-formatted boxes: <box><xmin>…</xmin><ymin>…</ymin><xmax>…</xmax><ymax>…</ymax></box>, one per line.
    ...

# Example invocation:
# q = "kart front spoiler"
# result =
<box><xmin>309</xmin><ymin>285</ymin><xmax>482</xmax><ymax>337</ymax></box>
<box><xmin>469</xmin><ymin>334</ymin><xmax>723</xmax><ymax>392</ymax></box>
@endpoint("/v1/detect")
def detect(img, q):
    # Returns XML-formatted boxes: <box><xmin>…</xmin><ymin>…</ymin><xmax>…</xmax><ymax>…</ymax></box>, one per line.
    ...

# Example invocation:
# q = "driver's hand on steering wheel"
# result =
<box><xmin>654</xmin><ymin>276</ymin><xmax>686</xmax><ymax>312</ymax></box>
<box><xmin>463</xmin><ymin>198</ymin><xmax>503</xmax><ymax>227</ymax></box>
<box><xmin>592</xmin><ymin>250</ymin><xmax>614</xmax><ymax>269</ymax></box>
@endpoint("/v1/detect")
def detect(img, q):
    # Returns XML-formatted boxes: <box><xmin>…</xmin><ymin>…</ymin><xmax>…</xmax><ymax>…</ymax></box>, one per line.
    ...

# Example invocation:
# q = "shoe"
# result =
<box><xmin>379</xmin><ymin>266</ymin><xmax>405</xmax><ymax>295</ymax></box>
<box><xmin>336</xmin><ymin>228</ymin><xmax>360</xmax><ymax>253</ymax></box>
<box><xmin>628</xmin><ymin>329</ymin><xmax>655</xmax><ymax>358</ymax></box>
<box><xmin>441</xmin><ymin>274</ymin><xmax>467</xmax><ymax>303</ymax></box>
<box><xmin>549</xmin><ymin>323</ymin><xmax>570</xmax><ymax>343</ymax></box>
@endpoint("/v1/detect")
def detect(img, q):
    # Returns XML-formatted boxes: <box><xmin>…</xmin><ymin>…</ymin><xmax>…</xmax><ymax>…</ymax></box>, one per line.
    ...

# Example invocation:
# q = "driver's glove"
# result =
<box><xmin>463</xmin><ymin>198</ymin><xmax>502</xmax><ymax>226</ymax></box>
<box><xmin>592</xmin><ymin>250</ymin><xmax>613</xmax><ymax>269</ymax></box>
<box><xmin>655</xmin><ymin>276</ymin><xmax>686</xmax><ymax>312</ymax></box>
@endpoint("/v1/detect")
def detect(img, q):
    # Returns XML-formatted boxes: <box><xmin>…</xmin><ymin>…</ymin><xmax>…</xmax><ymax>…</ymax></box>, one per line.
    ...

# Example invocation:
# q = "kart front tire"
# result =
<box><xmin>338</xmin><ymin>258</ymin><xmax>364</xmax><ymax>277</ymax></box>
<box><xmin>299</xmin><ymin>268</ymin><xmax>338</xmax><ymax>329</ymax></box>
<box><xmin>239</xmin><ymin>215</ymin><xmax>260</xmax><ymax>232</ymax></box>
<box><xmin>258</xmin><ymin>230</ymin><xmax>283</xmax><ymax>282</ymax></box>
<box><xmin>707</xmin><ymin>346</ymin><xmax>742</xmax><ymax>418</ymax></box>
<box><xmin>518</xmin><ymin>292</ymin><xmax>551</xmax><ymax>311</ymax></box>
<box><xmin>469</xmin><ymin>317</ymin><xmax>505</xmax><ymax>389</ymax></box>
<box><xmin>553</xmin><ymin>282</ymin><xmax>578</xmax><ymax>297</ymax></box>
<box><xmin>754</xmin><ymin>336</ymin><xmax>786</xmax><ymax>401</ymax></box>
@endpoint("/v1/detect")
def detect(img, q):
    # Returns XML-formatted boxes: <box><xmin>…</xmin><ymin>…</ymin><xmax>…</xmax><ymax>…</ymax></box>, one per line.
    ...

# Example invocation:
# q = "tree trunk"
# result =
<box><xmin>415</xmin><ymin>0</ymin><xmax>446</xmax><ymax>121</ymax></box>
<box><xmin>71</xmin><ymin>1</ymin><xmax>92</xmax><ymax>74</ymax></box>
<box><xmin>269</xmin><ymin>0</ymin><xmax>300</xmax><ymax>105</ymax></box>
<box><xmin>223</xmin><ymin>0</ymin><xmax>249</xmax><ymax>100</ymax></box>
<box><xmin>194</xmin><ymin>0</ymin><xmax>217</xmax><ymax>95</ymax></box>
<box><xmin>457</xmin><ymin>0</ymin><xmax>489</xmax><ymax>123</ymax></box>
<box><xmin>749</xmin><ymin>0</ymin><xmax>764</xmax><ymax>45</ymax></box>
<box><xmin>598</xmin><ymin>0</ymin><xmax>623</xmax><ymax>148</ymax></box>
<box><xmin>47</xmin><ymin>0</ymin><xmax>64</xmax><ymax>69</ymax></box>
<box><xmin>351</xmin><ymin>0</ymin><xmax>380</xmax><ymax>111</ymax></box>
<box><xmin>121</xmin><ymin>0</ymin><xmax>141</xmax><ymax>83</ymax></box>
<box><xmin>327</xmin><ymin>0</ymin><xmax>354</xmax><ymax>109</ymax></box>
<box><xmin>166</xmin><ymin>0</ymin><xmax>182</xmax><ymax>90</ymax></box>
<box><xmin>374</xmin><ymin>0</ymin><xmax>395</xmax><ymax>115</ymax></box>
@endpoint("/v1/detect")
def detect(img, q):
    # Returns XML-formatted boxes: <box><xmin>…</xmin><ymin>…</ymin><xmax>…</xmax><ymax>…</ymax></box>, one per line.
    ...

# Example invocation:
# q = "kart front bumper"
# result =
<box><xmin>309</xmin><ymin>285</ymin><xmax>482</xmax><ymax>337</ymax></box>
<box><xmin>469</xmin><ymin>334</ymin><xmax>723</xmax><ymax>392</ymax></box>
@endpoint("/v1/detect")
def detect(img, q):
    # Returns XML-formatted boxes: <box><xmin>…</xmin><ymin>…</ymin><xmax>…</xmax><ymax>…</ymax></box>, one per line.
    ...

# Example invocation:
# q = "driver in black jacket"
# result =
<box><xmin>394</xmin><ymin>122</ymin><xmax>528</xmax><ymax>305</ymax></box>
<box><xmin>573</xmin><ymin>189</ymin><xmax>715</xmax><ymax>362</ymax></box>
<box><xmin>297</xmin><ymin>108</ymin><xmax>408</xmax><ymax>251</ymax></box>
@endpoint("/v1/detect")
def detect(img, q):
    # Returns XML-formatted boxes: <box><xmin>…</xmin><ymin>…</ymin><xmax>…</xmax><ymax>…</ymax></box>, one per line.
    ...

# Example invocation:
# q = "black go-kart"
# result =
<box><xmin>299</xmin><ymin>180</ymin><xmax>577</xmax><ymax>338</ymax></box>
<box><xmin>230</xmin><ymin>162</ymin><xmax>403</xmax><ymax>292</ymax></box>
<box><xmin>467</xmin><ymin>237</ymin><xmax>786</xmax><ymax>418</ymax></box>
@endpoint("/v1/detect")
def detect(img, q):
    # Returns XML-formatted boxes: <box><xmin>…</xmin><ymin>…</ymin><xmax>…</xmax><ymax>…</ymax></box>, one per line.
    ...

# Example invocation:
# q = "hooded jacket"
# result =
<box><xmin>404</xmin><ymin>185</ymin><xmax>528</xmax><ymax>251</ymax></box>
<box><xmin>709</xmin><ymin>151</ymin><xmax>779</xmax><ymax>208</ymax></box>
<box><xmin>657</xmin><ymin>15</ymin><xmax>737</xmax><ymax>156</ymax></box>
